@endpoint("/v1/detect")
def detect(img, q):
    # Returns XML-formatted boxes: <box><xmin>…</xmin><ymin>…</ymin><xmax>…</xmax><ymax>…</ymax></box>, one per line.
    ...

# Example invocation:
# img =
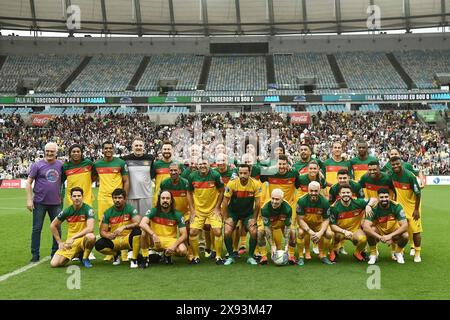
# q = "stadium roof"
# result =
<box><xmin>0</xmin><ymin>0</ymin><xmax>449</xmax><ymax>36</ymax></box>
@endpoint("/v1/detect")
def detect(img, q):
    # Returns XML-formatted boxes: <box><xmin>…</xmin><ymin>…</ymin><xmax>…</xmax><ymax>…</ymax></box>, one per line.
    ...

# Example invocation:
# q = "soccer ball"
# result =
<box><xmin>272</xmin><ymin>250</ymin><xmax>288</xmax><ymax>266</ymax></box>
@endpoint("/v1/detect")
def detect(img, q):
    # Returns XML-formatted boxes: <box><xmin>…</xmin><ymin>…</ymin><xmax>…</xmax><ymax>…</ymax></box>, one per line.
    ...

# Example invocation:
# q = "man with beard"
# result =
<box><xmin>328</xmin><ymin>169</ymin><xmax>364</xmax><ymax>204</ymax></box>
<box><xmin>293</xmin><ymin>144</ymin><xmax>324</xmax><ymax>175</ymax></box>
<box><xmin>329</xmin><ymin>184</ymin><xmax>376</xmax><ymax>262</ymax></box>
<box><xmin>363</xmin><ymin>188</ymin><xmax>409</xmax><ymax>265</ymax></box>
<box><xmin>222</xmin><ymin>164</ymin><xmax>261</xmax><ymax>265</ymax></box>
<box><xmin>323</xmin><ymin>142</ymin><xmax>353</xmax><ymax>187</ymax></box>
<box><xmin>152</xmin><ymin>141</ymin><xmax>176</xmax><ymax>208</ymax></box>
<box><xmin>139</xmin><ymin>191</ymin><xmax>188</xmax><ymax>267</ymax></box>
<box><xmin>358</xmin><ymin>161</ymin><xmax>396</xmax><ymax>200</ymax></box>
<box><xmin>94</xmin><ymin>189</ymin><xmax>141</xmax><ymax>268</ymax></box>
<box><xmin>390</xmin><ymin>156</ymin><xmax>423</xmax><ymax>262</ymax></box>
<box><xmin>296</xmin><ymin>181</ymin><xmax>334</xmax><ymax>266</ymax></box>
<box><xmin>350</xmin><ymin>140</ymin><xmax>379</xmax><ymax>182</ymax></box>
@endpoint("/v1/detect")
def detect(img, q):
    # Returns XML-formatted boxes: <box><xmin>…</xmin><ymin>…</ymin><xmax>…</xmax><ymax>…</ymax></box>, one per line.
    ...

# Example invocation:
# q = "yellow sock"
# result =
<box><xmin>259</xmin><ymin>245</ymin><xmax>267</xmax><ymax>258</ymax></box>
<box><xmin>83</xmin><ymin>248</ymin><xmax>92</xmax><ymax>260</ymax></box>
<box><xmin>391</xmin><ymin>243</ymin><xmax>397</xmax><ymax>253</ymax></box>
<box><xmin>254</xmin><ymin>246</ymin><xmax>261</xmax><ymax>256</ymax></box>
<box><xmin>415</xmin><ymin>247</ymin><xmax>421</xmax><ymax>257</ymax></box>
<box><xmin>288</xmin><ymin>245</ymin><xmax>295</xmax><ymax>258</ymax></box>
<box><xmin>99</xmin><ymin>248</ymin><xmax>115</xmax><ymax>256</ymax></box>
<box><xmin>187</xmin><ymin>246</ymin><xmax>194</xmax><ymax>260</ymax></box>
<box><xmin>210</xmin><ymin>231</ymin><xmax>216</xmax><ymax>252</ymax></box>
<box><xmin>214</xmin><ymin>235</ymin><xmax>223</xmax><ymax>259</ymax></box>
<box><xmin>190</xmin><ymin>233</ymin><xmax>200</xmax><ymax>258</ymax></box>
<box><xmin>370</xmin><ymin>246</ymin><xmax>377</xmax><ymax>255</ymax></box>
<box><xmin>204</xmin><ymin>230</ymin><xmax>211</xmax><ymax>251</ymax></box>
<box><xmin>320</xmin><ymin>238</ymin><xmax>331</xmax><ymax>259</ymax></box>
<box><xmin>121</xmin><ymin>250</ymin><xmax>128</xmax><ymax>261</ymax></box>
<box><xmin>296</xmin><ymin>238</ymin><xmax>305</xmax><ymax>258</ymax></box>
<box><xmin>304</xmin><ymin>233</ymin><xmax>310</xmax><ymax>252</ymax></box>
<box><xmin>395</xmin><ymin>245</ymin><xmax>403</xmax><ymax>254</ymax></box>
<box><xmin>141</xmin><ymin>248</ymin><xmax>149</xmax><ymax>258</ymax></box>
<box><xmin>355</xmin><ymin>236</ymin><xmax>367</xmax><ymax>253</ymax></box>
<box><xmin>273</xmin><ymin>229</ymin><xmax>283</xmax><ymax>249</ymax></box>
<box><xmin>132</xmin><ymin>236</ymin><xmax>140</xmax><ymax>260</ymax></box>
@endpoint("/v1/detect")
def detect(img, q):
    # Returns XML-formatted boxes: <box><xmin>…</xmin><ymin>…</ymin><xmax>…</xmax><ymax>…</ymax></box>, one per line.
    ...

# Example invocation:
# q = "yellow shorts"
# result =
<box><xmin>111</xmin><ymin>236</ymin><xmax>132</xmax><ymax>251</ymax></box>
<box><xmin>152</xmin><ymin>237</ymin><xmax>177</xmax><ymax>251</ymax></box>
<box><xmin>257</xmin><ymin>214</ymin><xmax>264</xmax><ymax>232</ymax></box>
<box><xmin>55</xmin><ymin>237</ymin><xmax>85</xmax><ymax>260</ymax></box>
<box><xmin>406</xmin><ymin>216</ymin><xmax>422</xmax><ymax>234</ymax></box>
<box><xmin>97</xmin><ymin>198</ymin><xmax>113</xmax><ymax>224</ymax></box>
<box><xmin>191</xmin><ymin>212</ymin><xmax>222</xmax><ymax>230</ymax></box>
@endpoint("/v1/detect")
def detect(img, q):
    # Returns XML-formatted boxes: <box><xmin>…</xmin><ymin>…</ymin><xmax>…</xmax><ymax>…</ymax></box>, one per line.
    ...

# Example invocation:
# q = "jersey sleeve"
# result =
<box><xmin>130</xmin><ymin>206</ymin><xmax>139</xmax><ymax>218</ymax></box>
<box><xmin>145</xmin><ymin>208</ymin><xmax>156</xmax><ymax>220</ymax></box>
<box><xmin>223</xmin><ymin>180</ymin><xmax>234</xmax><ymax>199</ymax></box>
<box><xmin>176</xmin><ymin>211</ymin><xmax>186</xmax><ymax>228</ymax></box>
<box><xmin>56</xmin><ymin>209</ymin><xmax>68</xmax><ymax>222</ymax></box>
<box><xmin>395</xmin><ymin>204</ymin><xmax>407</xmax><ymax>221</ymax></box>
<box><xmin>187</xmin><ymin>174</ymin><xmax>195</xmax><ymax>191</ymax></box>
<box><xmin>87</xmin><ymin>207</ymin><xmax>95</xmax><ymax>220</ymax></box>
<box><xmin>358</xmin><ymin>174</ymin><xmax>366</xmax><ymax>188</ymax></box>
<box><xmin>328</xmin><ymin>186</ymin><xmax>337</xmax><ymax>204</ymax></box>
<box><xmin>284</xmin><ymin>205</ymin><xmax>292</xmax><ymax>226</ymax></box>
<box><xmin>121</xmin><ymin>160</ymin><xmax>129</xmax><ymax>176</ymax></box>
<box><xmin>254</xmin><ymin>181</ymin><xmax>262</xmax><ymax>198</ymax></box>
<box><xmin>102</xmin><ymin>210</ymin><xmax>110</xmax><ymax>224</ymax></box>
<box><xmin>323</xmin><ymin>203</ymin><xmax>331</xmax><ymax>220</ymax></box>
<box><xmin>214</xmin><ymin>171</ymin><xmax>225</xmax><ymax>189</ymax></box>
<box><xmin>296</xmin><ymin>198</ymin><xmax>305</xmax><ymax>216</ymax></box>
<box><xmin>328</xmin><ymin>207</ymin><xmax>337</xmax><ymax>225</ymax></box>
<box><xmin>355</xmin><ymin>182</ymin><xmax>365</xmax><ymax>199</ymax></box>
<box><xmin>355</xmin><ymin>198</ymin><xmax>369</xmax><ymax>208</ymax></box>
<box><xmin>261</xmin><ymin>204</ymin><xmax>271</xmax><ymax>227</ymax></box>
<box><xmin>28</xmin><ymin>162</ymin><xmax>38</xmax><ymax>179</ymax></box>
<box><xmin>410</xmin><ymin>173</ymin><xmax>421</xmax><ymax>196</ymax></box>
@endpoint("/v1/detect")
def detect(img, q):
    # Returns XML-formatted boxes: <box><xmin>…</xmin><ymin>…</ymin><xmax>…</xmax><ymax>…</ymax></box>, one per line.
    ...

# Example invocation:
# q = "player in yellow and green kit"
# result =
<box><xmin>187</xmin><ymin>158</ymin><xmax>225</xmax><ymax>265</ymax></box>
<box><xmin>329</xmin><ymin>184</ymin><xmax>376</xmax><ymax>262</ymax></box>
<box><xmin>260</xmin><ymin>154</ymin><xmax>300</xmax><ymax>263</ymax></box>
<box><xmin>258</xmin><ymin>188</ymin><xmax>296</xmax><ymax>265</ymax></box>
<box><xmin>390</xmin><ymin>156</ymin><xmax>423</xmax><ymax>262</ymax></box>
<box><xmin>296</xmin><ymin>181</ymin><xmax>334</xmax><ymax>266</ymax></box>
<box><xmin>62</xmin><ymin>144</ymin><xmax>94</xmax><ymax>207</ymax></box>
<box><xmin>322</xmin><ymin>141</ymin><xmax>353</xmax><ymax>187</ymax></box>
<box><xmin>222</xmin><ymin>164</ymin><xmax>261</xmax><ymax>265</ymax></box>
<box><xmin>350</xmin><ymin>140</ymin><xmax>379</xmax><ymax>182</ymax></box>
<box><xmin>152</xmin><ymin>142</ymin><xmax>176</xmax><ymax>207</ymax></box>
<box><xmin>139</xmin><ymin>191</ymin><xmax>188</xmax><ymax>267</ymax></box>
<box><xmin>50</xmin><ymin>187</ymin><xmax>96</xmax><ymax>268</ymax></box>
<box><xmin>358</xmin><ymin>161</ymin><xmax>396</xmax><ymax>199</ymax></box>
<box><xmin>292</xmin><ymin>144</ymin><xmax>324</xmax><ymax>175</ymax></box>
<box><xmin>363</xmin><ymin>188</ymin><xmax>409</xmax><ymax>265</ymax></box>
<box><xmin>159</xmin><ymin>163</ymin><xmax>191</xmax><ymax>260</ymax></box>
<box><xmin>328</xmin><ymin>169</ymin><xmax>364</xmax><ymax>204</ymax></box>
<box><xmin>94</xmin><ymin>189</ymin><xmax>142</xmax><ymax>268</ymax></box>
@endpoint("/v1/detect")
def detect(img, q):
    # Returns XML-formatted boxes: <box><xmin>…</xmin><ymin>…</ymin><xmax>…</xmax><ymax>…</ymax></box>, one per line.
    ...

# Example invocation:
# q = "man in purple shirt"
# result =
<box><xmin>26</xmin><ymin>142</ymin><xmax>63</xmax><ymax>262</ymax></box>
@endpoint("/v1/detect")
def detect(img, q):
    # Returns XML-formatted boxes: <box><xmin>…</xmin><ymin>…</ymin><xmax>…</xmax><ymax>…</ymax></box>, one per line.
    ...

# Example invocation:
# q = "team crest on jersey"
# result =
<box><xmin>124</xmin><ymin>164</ymin><xmax>129</xmax><ymax>172</ymax></box>
<box><xmin>263</xmin><ymin>217</ymin><xmax>269</xmax><ymax>225</ymax></box>
<box><xmin>88</xmin><ymin>209</ymin><xmax>95</xmax><ymax>218</ymax></box>
<box><xmin>180</xmin><ymin>216</ymin><xmax>185</xmax><ymax>224</ymax></box>
<box><xmin>225</xmin><ymin>187</ymin><xmax>230</xmax><ymax>193</ymax></box>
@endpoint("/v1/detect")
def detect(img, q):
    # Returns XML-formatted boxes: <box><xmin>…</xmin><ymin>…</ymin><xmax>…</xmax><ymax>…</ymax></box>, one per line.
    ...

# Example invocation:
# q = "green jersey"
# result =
<box><xmin>296</xmin><ymin>194</ymin><xmax>330</xmax><ymax>225</ymax></box>
<box><xmin>292</xmin><ymin>158</ymin><xmax>324</xmax><ymax>175</ymax></box>
<box><xmin>261</xmin><ymin>200</ymin><xmax>292</xmax><ymax>228</ymax></box>
<box><xmin>358</xmin><ymin>172</ymin><xmax>395</xmax><ymax>199</ymax></box>
<box><xmin>382</xmin><ymin>161</ymin><xmax>419</xmax><ymax>176</ymax></box>
<box><xmin>329</xmin><ymin>198</ymin><xmax>368</xmax><ymax>231</ymax></box>
<box><xmin>350</xmin><ymin>155</ymin><xmax>379</xmax><ymax>181</ymax></box>
<box><xmin>322</xmin><ymin>157</ymin><xmax>353</xmax><ymax>185</ymax></box>
<box><xmin>102</xmin><ymin>203</ymin><xmax>138</xmax><ymax>236</ymax></box>
<box><xmin>329</xmin><ymin>180</ymin><xmax>364</xmax><ymax>203</ymax></box>
<box><xmin>365</xmin><ymin>201</ymin><xmax>406</xmax><ymax>234</ymax></box>
<box><xmin>57</xmin><ymin>203</ymin><xmax>95</xmax><ymax>239</ymax></box>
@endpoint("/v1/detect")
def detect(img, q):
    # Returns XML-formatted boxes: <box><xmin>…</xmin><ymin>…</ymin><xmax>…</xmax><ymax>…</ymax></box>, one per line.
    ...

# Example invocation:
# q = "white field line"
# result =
<box><xmin>0</xmin><ymin>256</ymin><xmax>50</xmax><ymax>283</ymax></box>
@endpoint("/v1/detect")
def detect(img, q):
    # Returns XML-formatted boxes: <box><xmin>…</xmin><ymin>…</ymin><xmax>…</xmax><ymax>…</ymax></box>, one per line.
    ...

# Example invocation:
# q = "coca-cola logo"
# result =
<box><xmin>290</xmin><ymin>113</ymin><xmax>311</xmax><ymax>124</ymax></box>
<box><xmin>32</xmin><ymin>115</ymin><xmax>54</xmax><ymax>127</ymax></box>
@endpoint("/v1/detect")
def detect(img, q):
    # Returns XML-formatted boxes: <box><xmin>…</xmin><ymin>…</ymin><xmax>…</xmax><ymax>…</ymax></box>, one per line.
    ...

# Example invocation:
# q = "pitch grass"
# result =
<box><xmin>0</xmin><ymin>186</ymin><xmax>449</xmax><ymax>300</ymax></box>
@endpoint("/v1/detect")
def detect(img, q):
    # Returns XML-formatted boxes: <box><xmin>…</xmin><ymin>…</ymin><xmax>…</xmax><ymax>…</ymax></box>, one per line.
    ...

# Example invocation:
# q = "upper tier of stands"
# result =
<box><xmin>206</xmin><ymin>56</ymin><xmax>267</xmax><ymax>91</ymax></box>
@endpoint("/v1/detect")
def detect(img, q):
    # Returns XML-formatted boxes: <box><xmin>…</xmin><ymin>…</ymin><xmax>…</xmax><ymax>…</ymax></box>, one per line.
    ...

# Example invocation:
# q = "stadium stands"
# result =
<box><xmin>359</xmin><ymin>104</ymin><xmax>381</xmax><ymax>112</ymax></box>
<box><xmin>429</xmin><ymin>103</ymin><xmax>448</xmax><ymax>111</ymax></box>
<box><xmin>95</xmin><ymin>107</ymin><xmax>117</xmax><ymax>115</ymax></box>
<box><xmin>136</xmin><ymin>54</ymin><xmax>204</xmax><ymax>91</ymax></box>
<box><xmin>148</xmin><ymin>106</ymin><xmax>169</xmax><ymax>113</ymax></box>
<box><xmin>274</xmin><ymin>53</ymin><xmax>338</xmax><ymax>89</ymax></box>
<box><xmin>14</xmin><ymin>107</ymin><xmax>33</xmax><ymax>115</ymax></box>
<box><xmin>0</xmin><ymin>54</ymin><xmax>82</xmax><ymax>93</ymax></box>
<box><xmin>63</xmin><ymin>107</ymin><xmax>85</xmax><ymax>115</ymax></box>
<box><xmin>206</xmin><ymin>56</ymin><xmax>266</xmax><ymax>91</ymax></box>
<box><xmin>306</xmin><ymin>105</ymin><xmax>328</xmax><ymax>112</ymax></box>
<box><xmin>274</xmin><ymin>106</ymin><xmax>294</xmax><ymax>113</ymax></box>
<box><xmin>394</xmin><ymin>50</ymin><xmax>450</xmax><ymax>89</ymax></box>
<box><xmin>39</xmin><ymin>107</ymin><xmax>66</xmax><ymax>115</ymax></box>
<box><xmin>0</xmin><ymin>107</ymin><xmax>16</xmax><ymax>115</ymax></box>
<box><xmin>67</xmin><ymin>54</ymin><xmax>143</xmax><ymax>93</ymax></box>
<box><xmin>335</xmin><ymin>52</ymin><xmax>407</xmax><ymax>89</ymax></box>
<box><xmin>169</xmin><ymin>106</ymin><xmax>190</xmax><ymax>113</ymax></box>
<box><xmin>115</xmin><ymin>106</ymin><xmax>137</xmax><ymax>115</ymax></box>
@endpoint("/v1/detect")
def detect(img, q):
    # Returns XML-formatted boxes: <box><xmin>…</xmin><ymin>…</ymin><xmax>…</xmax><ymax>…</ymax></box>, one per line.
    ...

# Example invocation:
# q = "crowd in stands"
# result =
<box><xmin>1</xmin><ymin>110</ymin><xmax>448</xmax><ymax>179</ymax></box>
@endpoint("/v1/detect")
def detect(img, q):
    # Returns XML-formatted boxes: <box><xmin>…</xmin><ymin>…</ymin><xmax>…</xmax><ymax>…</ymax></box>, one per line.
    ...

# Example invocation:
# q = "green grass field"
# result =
<box><xmin>0</xmin><ymin>186</ymin><xmax>449</xmax><ymax>300</ymax></box>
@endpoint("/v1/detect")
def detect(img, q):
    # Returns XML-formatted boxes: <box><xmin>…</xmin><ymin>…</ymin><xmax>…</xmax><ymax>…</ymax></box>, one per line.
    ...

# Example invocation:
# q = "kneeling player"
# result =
<box><xmin>257</xmin><ymin>189</ymin><xmax>296</xmax><ymax>265</ymax></box>
<box><xmin>363</xmin><ymin>189</ymin><xmax>409</xmax><ymax>264</ymax></box>
<box><xmin>222</xmin><ymin>164</ymin><xmax>261</xmax><ymax>265</ymax></box>
<box><xmin>50</xmin><ymin>187</ymin><xmax>96</xmax><ymax>268</ymax></box>
<box><xmin>329</xmin><ymin>184</ymin><xmax>376</xmax><ymax>262</ymax></box>
<box><xmin>94</xmin><ymin>188</ymin><xmax>142</xmax><ymax>268</ymax></box>
<box><xmin>297</xmin><ymin>181</ymin><xmax>334</xmax><ymax>266</ymax></box>
<box><xmin>139</xmin><ymin>191</ymin><xmax>188</xmax><ymax>267</ymax></box>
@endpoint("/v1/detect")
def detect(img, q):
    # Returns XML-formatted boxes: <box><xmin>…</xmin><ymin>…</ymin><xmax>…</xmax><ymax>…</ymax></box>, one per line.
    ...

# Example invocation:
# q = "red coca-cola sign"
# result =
<box><xmin>290</xmin><ymin>112</ymin><xmax>311</xmax><ymax>125</ymax></box>
<box><xmin>31</xmin><ymin>115</ymin><xmax>54</xmax><ymax>127</ymax></box>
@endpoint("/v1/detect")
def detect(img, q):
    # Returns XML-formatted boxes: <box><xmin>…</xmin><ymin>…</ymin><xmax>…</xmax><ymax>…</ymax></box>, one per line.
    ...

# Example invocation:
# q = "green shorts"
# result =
<box><xmin>226</xmin><ymin>212</ymin><xmax>256</xmax><ymax>230</ymax></box>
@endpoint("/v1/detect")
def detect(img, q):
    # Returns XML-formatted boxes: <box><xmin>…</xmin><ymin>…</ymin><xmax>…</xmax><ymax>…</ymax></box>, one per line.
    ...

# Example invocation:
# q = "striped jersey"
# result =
<box><xmin>159</xmin><ymin>177</ymin><xmax>190</xmax><ymax>216</ymax></box>
<box><xmin>93</xmin><ymin>157</ymin><xmax>128</xmax><ymax>199</ymax></box>
<box><xmin>102</xmin><ymin>203</ymin><xmax>138</xmax><ymax>237</ymax></box>
<box><xmin>365</xmin><ymin>201</ymin><xmax>406</xmax><ymax>234</ymax></box>
<box><xmin>390</xmin><ymin>169</ymin><xmax>421</xmax><ymax>215</ymax></box>
<box><xmin>322</xmin><ymin>157</ymin><xmax>353</xmax><ymax>185</ymax></box>
<box><xmin>188</xmin><ymin>169</ymin><xmax>224</xmax><ymax>213</ymax></box>
<box><xmin>145</xmin><ymin>208</ymin><xmax>185</xmax><ymax>238</ymax></box>
<box><xmin>57</xmin><ymin>203</ymin><xmax>95</xmax><ymax>239</ymax></box>
<box><xmin>62</xmin><ymin>159</ymin><xmax>93</xmax><ymax>206</ymax></box>
<box><xmin>224</xmin><ymin>177</ymin><xmax>262</xmax><ymax>217</ymax></box>
<box><xmin>358</xmin><ymin>172</ymin><xmax>395</xmax><ymax>199</ymax></box>
<box><xmin>261</xmin><ymin>170</ymin><xmax>301</xmax><ymax>206</ymax></box>
<box><xmin>328</xmin><ymin>180</ymin><xmax>364</xmax><ymax>203</ymax></box>
<box><xmin>296</xmin><ymin>194</ymin><xmax>330</xmax><ymax>225</ymax></box>
<box><xmin>350</xmin><ymin>155</ymin><xmax>379</xmax><ymax>181</ymax></box>
<box><xmin>329</xmin><ymin>198</ymin><xmax>368</xmax><ymax>232</ymax></box>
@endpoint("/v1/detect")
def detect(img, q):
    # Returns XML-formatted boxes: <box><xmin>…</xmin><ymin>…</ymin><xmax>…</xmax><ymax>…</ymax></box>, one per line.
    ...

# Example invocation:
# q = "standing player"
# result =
<box><xmin>159</xmin><ymin>163</ymin><xmax>191</xmax><ymax>260</ymax></box>
<box><xmin>296</xmin><ymin>182</ymin><xmax>334</xmax><ymax>266</ymax></box>
<box><xmin>62</xmin><ymin>144</ymin><xmax>94</xmax><ymax>207</ymax></box>
<box><xmin>50</xmin><ymin>187</ymin><xmax>96</xmax><ymax>268</ymax></box>
<box><xmin>187</xmin><ymin>158</ymin><xmax>225</xmax><ymax>265</ymax></box>
<box><xmin>358</xmin><ymin>161</ymin><xmax>396</xmax><ymax>199</ymax></box>
<box><xmin>152</xmin><ymin>141</ymin><xmax>175</xmax><ymax>208</ymax></box>
<box><xmin>323</xmin><ymin>142</ymin><xmax>353</xmax><ymax>187</ymax></box>
<box><xmin>94</xmin><ymin>189</ymin><xmax>141</xmax><ymax>268</ymax></box>
<box><xmin>260</xmin><ymin>154</ymin><xmax>301</xmax><ymax>263</ymax></box>
<box><xmin>363</xmin><ymin>189</ymin><xmax>409</xmax><ymax>264</ymax></box>
<box><xmin>390</xmin><ymin>156</ymin><xmax>423</xmax><ymax>262</ymax></box>
<box><xmin>328</xmin><ymin>169</ymin><xmax>364</xmax><ymax>204</ymax></box>
<box><xmin>329</xmin><ymin>184</ymin><xmax>376</xmax><ymax>262</ymax></box>
<box><xmin>93</xmin><ymin>141</ymin><xmax>129</xmax><ymax>261</ymax></box>
<box><xmin>121</xmin><ymin>137</ymin><xmax>154</xmax><ymax>216</ymax></box>
<box><xmin>350</xmin><ymin>140</ymin><xmax>379</xmax><ymax>182</ymax></box>
<box><xmin>222</xmin><ymin>164</ymin><xmax>261</xmax><ymax>265</ymax></box>
<box><xmin>181</xmin><ymin>156</ymin><xmax>198</xmax><ymax>180</ymax></box>
<box><xmin>139</xmin><ymin>191</ymin><xmax>188</xmax><ymax>266</ymax></box>
<box><xmin>257</xmin><ymin>189</ymin><xmax>296</xmax><ymax>265</ymax></box>
<box><xmin>293</xmin><ymin>144</ymin><xmax>324</xmax><ymax>175</ymax></box>
<box><xmin>382</xmin><ymin>148</ymin><xmax>426</xmax><ymax>188</ymax></box>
